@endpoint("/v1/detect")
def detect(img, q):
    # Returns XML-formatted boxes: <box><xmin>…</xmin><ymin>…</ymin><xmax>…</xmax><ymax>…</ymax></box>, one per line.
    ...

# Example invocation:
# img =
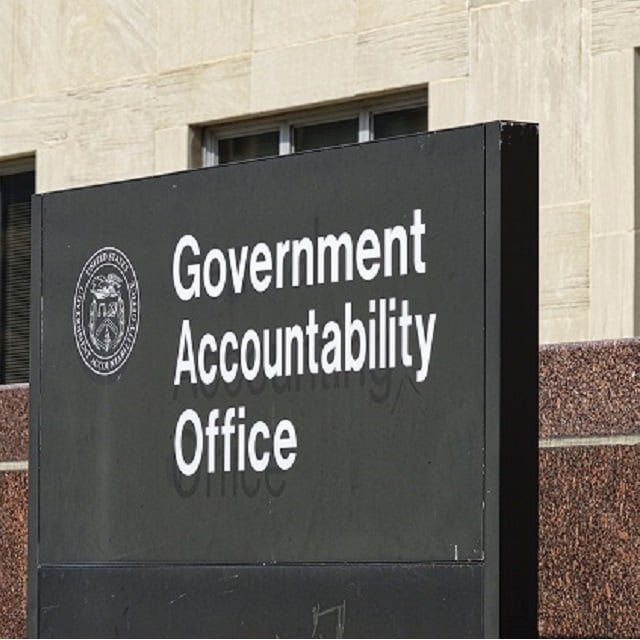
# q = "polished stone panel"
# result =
<box><xmin>539</xmin><ymin>339</ymin><xmax>640</xmax><ymax>438</ymax></box>
<box><xmin>539</xmin><ymin>446</ymin><xmax>640</xmax><ymax>638</ymax></box>
<box><xmin>0</xmin><ymin>471</ymin><xmax>27</xmax><ymax>639</ymax></box>
<box><xmin>0</xmin><ymin>385</ymin><xmax>28</xmax><ymax>462</ymax></box>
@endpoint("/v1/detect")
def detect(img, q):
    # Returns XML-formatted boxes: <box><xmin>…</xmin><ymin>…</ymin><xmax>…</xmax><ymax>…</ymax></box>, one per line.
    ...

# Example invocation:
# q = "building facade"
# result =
<box><xmin>1</xmin><ymin>0</ymin><xmax>638</xmax><ymax>349</ymax></box>
<box><xmin>2</xmin><ymin>0</ymin><xmax>640</xmax><ymax>637</ymax></box>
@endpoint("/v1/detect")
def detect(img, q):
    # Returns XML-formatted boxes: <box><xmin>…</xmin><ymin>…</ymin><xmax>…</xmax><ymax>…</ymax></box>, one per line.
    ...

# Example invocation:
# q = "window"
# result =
<box><xmin>203</xmin><ymin>93</ymin><xmax>428</xmax><ymax>166</ymax></box>
<box><xmin>294</xmin><ymin>117</ymin><xmax>359</xmax><ymax>152</ymax></box>
<box><xmin>218</xmin><ymin>130</ymin><xmax>280</xmax><ymax>164</ymax></box>
<box><xmin>0</xmin><ymin>160</ymin><xmax>35</xmax><ymax>384</ymax></box>
<box><xmin>372</xmin><ymin>106</ymin><xmax>428</xmax><ymax>140</ymax></box>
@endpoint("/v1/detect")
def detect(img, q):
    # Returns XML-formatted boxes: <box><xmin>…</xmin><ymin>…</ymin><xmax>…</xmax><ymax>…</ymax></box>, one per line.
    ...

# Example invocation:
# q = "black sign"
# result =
<box><xmin>29</xmin><ymin>122</ymin><xmax>538</xmax><ymax>637</ymax></box>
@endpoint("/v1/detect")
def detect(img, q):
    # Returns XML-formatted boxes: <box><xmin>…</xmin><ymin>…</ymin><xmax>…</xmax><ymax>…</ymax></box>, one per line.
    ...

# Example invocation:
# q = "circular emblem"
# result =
<box><xmin>73</xmin><ymin>247</ymin><xmax>140</xmax><ymax>377</ymax></box>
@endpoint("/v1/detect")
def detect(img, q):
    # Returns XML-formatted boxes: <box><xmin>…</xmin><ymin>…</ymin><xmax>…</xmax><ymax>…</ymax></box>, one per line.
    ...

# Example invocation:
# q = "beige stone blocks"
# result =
<box><xmin>2</xmin><ymin>0</ymin><xmax>640</xmax><ymax>342</ymax></box>
<box><xmin>358</xmin><ymin>0</ymin><xmax>466</xmax><ymax>31</ymax></box>
<box><xmin>591</xmin><ymin>49</ymin><xmax>640</xmax><ymax>339</ymax></box>
<box><xmin>156</xmin><ymin>56</ymin><xmax>252</xmax><ymax>129</ymax></box>
<box><xmin>155</xmin><ymin>126</ymin><xmax>200</xmax><ymax>175</ymax></box>
<box><xmin>2</xmin><ymin>0</ymin><xmax>157</xmax><ymax>98</ymax></box>
<box><xmin>592</xmin><ymin>50</ymin><xmax>637</xmax><ymax>236</ymax></box>
<box><xmin>65</xmin><ymin>0</ymin><xmax>157</xmax><ymax>88</ymax></box>
<box><xmin>468</xmin><ymin>0</ymin><xmax>509</xmax><ymax>7</ymax></box>
<box><xmin>540</xmin><ymin>202</ymin><xmax>590</xmax><ymax>343</ymax></box>
<box><xmin>593</xmin><ymin>0</ymin><xmax>640</xmax><ymax>53</ymax></box>
<box><xmin>428</xmin><ymin>77</ymin><xmax>468</xmax><ymax>131</ymax></box>
<box><xmin>467</xmin><ymin>0</ymin><xmax>590</xmax><ymax>207</ymax></box>
<box><xmin>590</xmin><ymin>232</ymin><xmax>640</xmax><ymax>339</ymax></box>
<box><xmin>0</xmin><ymin>2</ymin><xmax>11</xmax><ymax>102</ymax></box>
<box><xmin>355</xmin><ymin>5</ymin><xmax>468</xmax><ymax>94</ymax></box>
<box><xmin>251</xmin><ymin>36</ymin><xmax>355</xmax><ymax>112</ymax></box>
<box><xmin>0</xmin><ymin>96</ymin><xmax>67</xmax><ymax>161</ymax></box>
<box><xmin>6</xmin><ymin>0</ymin><xmax>67</xmax><ymax>100</ymax></box>
<box><xmin>65</xmin><ymin>80</ymin><xmax>155</xmax><ymax>188</ymax></box>
<box><xmin>156</xmin><ymin>0</ymin><xmax>252</xmax><ymax>71</ymax></box>
<box><xmin>36</xmin><ymin>145</ymin><xmax>67</xmax><ymax>194</ymax></box>
<box><xmin>251</xmin><ymin>0</ymin><xmax>468</xmax><ymax>112</ymax></box>
<box><xmin>253</xmin><ymin>0</ymin><xmax>356</xmax><ymax>51</ymax></box>
<box><xmin>431</xmin><ymin>0</ymin><xmax>594</xmax><ymax>344</ymax></box>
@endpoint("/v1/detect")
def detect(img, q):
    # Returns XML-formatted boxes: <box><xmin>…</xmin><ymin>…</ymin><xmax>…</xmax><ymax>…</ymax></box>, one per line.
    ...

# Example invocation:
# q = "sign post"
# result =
<box><xmin>29</xmin><ymin>122</ymin><xmax>538</xmax><ymax>638</ymax></box>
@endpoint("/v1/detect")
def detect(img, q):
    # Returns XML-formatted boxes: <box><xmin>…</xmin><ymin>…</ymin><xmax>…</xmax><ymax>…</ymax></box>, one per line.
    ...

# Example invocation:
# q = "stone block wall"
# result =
<box><xmin>3</xmin><ymin>341</ymin><xmax>640</xmax><ymax>636</ymax></box>
<box><xmin>2</xmin><ymin>0</ymin><xmax>640</xmax><ymax>344</ymax></box>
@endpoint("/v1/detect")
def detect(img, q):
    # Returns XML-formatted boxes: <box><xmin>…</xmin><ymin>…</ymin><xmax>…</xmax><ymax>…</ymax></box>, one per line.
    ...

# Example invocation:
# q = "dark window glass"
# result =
<box><xmin>373</xmin><ymin>106</ymin><xmax>428</xmax><ymax>140</ymax></box>
<box><xmin>294</xmin><ymin>118</ymin><xmax>358</xmax><ymax>152</ymax></box>
<box><xmin>218</xmin><ymin>131</ymin><xmax>279</xmax><ymax>164</ymax></box>
<box><xmin>0</xmin><ymin>170</ymin><xmax>34</xmax><ymax>383</ymax></box>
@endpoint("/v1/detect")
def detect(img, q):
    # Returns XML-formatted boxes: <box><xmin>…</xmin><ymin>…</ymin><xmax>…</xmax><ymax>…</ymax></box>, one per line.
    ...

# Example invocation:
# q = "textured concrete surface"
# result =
<box><xmin>0</xmin><ymin>385</ymin><xmax>29</xmax><ymax>462</ymax></box>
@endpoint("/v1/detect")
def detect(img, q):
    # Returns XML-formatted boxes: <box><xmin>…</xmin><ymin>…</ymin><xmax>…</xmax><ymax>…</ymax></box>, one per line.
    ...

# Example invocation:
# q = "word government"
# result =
<box><xmin>172</xmin><ymin>208</ymin><xmax>439</xmax><ymax>479</ymax></box>
<box><xmin>173</xmin><ymin>208</ymin><xmax>428</xmax><ymax>298</ymax></box>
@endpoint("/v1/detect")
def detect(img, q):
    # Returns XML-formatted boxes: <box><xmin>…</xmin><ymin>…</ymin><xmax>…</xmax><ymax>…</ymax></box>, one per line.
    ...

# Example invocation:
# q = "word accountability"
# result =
<box><xmin>172</xmin><ymin>208</ymin><xmax>438</xmax><ymax>479</ymax></box>
<box><xmin>174</xmin><ymin>299</ymin><xmax>436</xmax><ymax>386</ymax></box>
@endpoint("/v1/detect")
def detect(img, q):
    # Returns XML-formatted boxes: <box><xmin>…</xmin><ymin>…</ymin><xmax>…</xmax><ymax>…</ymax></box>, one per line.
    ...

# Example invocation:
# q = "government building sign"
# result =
<box><xmin>29</xmin><ymin>122</ymin><xmax>538</xmax><ymax>638</ymax></box>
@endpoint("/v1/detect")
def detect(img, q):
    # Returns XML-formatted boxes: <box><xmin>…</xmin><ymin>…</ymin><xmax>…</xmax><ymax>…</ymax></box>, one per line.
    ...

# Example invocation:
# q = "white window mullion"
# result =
<box><xmin>279</xmin><ymin>124</ymin><xmax>293</xmax><ymax>155</ymax></box>
<box><xmin>202</xmin><ymin>93</ymin><xmax>428</xmax><ymax>162</ymax></box>
<box><xmin>204</xmin><ymin>129</ymin><xmax>218</xmax><ymax>167</ymax></box>
<box><xmin>358</xmin><ymin>110</ymin><xmax>372</xmax><ymax>142</ymax></box>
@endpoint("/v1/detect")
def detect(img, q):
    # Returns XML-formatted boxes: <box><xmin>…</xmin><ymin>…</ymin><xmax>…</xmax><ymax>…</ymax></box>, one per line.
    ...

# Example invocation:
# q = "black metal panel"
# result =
<box><xmin>29</xmin><ymin>122</ymin><xmax>539</xmax><ymax>637</ymax></box>
<box><xmin>38</xmin><ymin>563</ymin><xmax>482</xmax><ymax>639</ymax></box>
<box><xmin>28</xmin><ymin>193</ymin><xmax>43</xmax><ymax>639</ymax></box>
<box><xmin>37</xmin><ymin>128</ymin><xmax>486</xmax><ymax>565</ymax></box>
<box><xmin>484</xmin><ymin>122</ymin><xmax>539</xmax><ymax>638</ymax></box>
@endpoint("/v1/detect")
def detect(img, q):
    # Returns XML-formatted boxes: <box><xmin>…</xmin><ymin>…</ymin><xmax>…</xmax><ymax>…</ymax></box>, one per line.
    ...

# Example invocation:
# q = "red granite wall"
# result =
<box><xmin>539</xmin><ymin>446</ymin><xmax>640</xmax><ymax>637</ymax></box>
<box><xmin>0</xmin><ymin>385</ymin><xmax>29</xmax><ymax>639</ymax></box>
<box><xmin>3</xmin><ymin>341</ymin><xmax>640</xmax><ymax>637</ymax></box>
<box><xmin>539</xmin><ymin>339</ymin><xmax>640</xmax><ymax>638</ymax></box>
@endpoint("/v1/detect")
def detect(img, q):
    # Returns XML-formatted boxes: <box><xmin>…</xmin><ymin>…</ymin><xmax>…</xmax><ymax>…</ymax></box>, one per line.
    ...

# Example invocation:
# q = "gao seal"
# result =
<box><xmin>73</xmin><ymin>247</ymin><xmax>140</xmax><ymax>377</ymax></box>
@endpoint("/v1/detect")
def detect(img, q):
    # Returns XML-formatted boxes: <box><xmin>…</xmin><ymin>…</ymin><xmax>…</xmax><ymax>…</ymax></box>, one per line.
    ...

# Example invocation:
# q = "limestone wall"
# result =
<box><xmin>0</xmin><ymin>0</ymin><xmax>639</xmax><ymax>341</ymax></box>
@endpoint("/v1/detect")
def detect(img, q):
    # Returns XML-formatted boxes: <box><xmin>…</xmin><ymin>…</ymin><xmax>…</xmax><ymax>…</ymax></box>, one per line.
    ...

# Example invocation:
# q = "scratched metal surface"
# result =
<box><xmin>38</xmin><ymin>564</ymin><xmax>482</xmax><ymax>638</ymax></box>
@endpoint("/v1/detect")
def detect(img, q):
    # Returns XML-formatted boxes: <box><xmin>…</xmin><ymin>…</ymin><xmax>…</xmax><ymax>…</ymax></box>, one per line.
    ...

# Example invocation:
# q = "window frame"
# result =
<box><xmin>203</xmin><ymin>90</ymin><xmax>428</xmax><ymax>167</ymax></box>
<box><xmin>0</xmin><ymin>156</ymin><xmax>35</xmax><ymax>178</ymax></box>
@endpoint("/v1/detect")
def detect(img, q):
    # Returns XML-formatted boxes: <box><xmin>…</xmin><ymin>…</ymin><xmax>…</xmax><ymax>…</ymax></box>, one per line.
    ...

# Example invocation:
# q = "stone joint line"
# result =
<box><xmin>539</xmin><ymin>434</ymin><xmax>640</xmax><ymax>449</ymax></box>
<box><xmin>0</xmin><ymin>460</ymin><xmax>28</xmax><ymax>472</ymax></box>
